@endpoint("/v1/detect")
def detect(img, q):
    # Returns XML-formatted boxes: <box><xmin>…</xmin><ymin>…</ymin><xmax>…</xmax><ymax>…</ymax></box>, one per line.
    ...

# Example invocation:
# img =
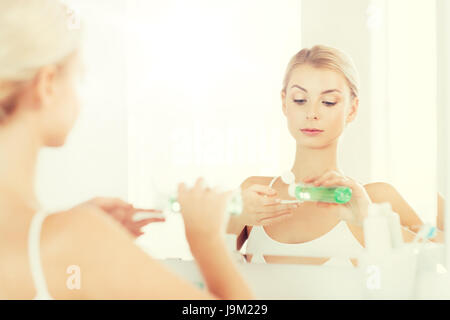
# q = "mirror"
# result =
<box><xmin>235</xmin><ymin>0</ymin><xmax>441</xmax><ymax>266</ymax></box>
<box><xmin>124</xmin><ymin>0</ymin><xmax>440</xmax><ymax>264</ymax></box>
<box><xmin>36</xmin><ymin>1</ymin><xmax>442</xmax><ymax>269</ymax></box>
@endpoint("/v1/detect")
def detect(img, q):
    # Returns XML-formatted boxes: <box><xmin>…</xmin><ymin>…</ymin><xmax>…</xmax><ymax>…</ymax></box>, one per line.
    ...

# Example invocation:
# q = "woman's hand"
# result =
<box><xmin>239</xmin><ymin>184</ymin><xmax>299</xmax><ymax>226</ymax></box>
<box><xmin>303</xmin><ymin>170</ymin><xmax>372</xmax><ymax>225</ymax></box>
<box><xmin>177</xmin><ymin>178</ymin><xmax>233</xmax><ymax>248</ymax></box>
<box><xmin>81</xmin><ymin>197</ymin><xmax>165</xmax><ymax>237</ymax></box>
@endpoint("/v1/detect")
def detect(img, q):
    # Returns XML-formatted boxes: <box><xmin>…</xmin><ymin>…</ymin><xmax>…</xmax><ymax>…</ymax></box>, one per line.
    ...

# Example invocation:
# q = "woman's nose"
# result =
<box><xmin>305</xmin><ymin>105</ymin><xmax>320</xmax><ymax>120</ymax></box>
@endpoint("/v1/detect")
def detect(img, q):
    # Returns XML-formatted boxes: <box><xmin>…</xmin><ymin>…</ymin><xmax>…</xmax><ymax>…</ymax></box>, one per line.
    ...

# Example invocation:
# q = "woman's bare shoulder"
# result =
<box><xmin>41</xmin><ymin>205</ymin><xmax>214</xmax><ymax>299</ymax></box>
<box><xmin>43</xmin><ymin>204</ymin><xmax>133</xmax><ymax>247</ymax></box>
<box><xmin>40</xmin><ymin>205</ymin><xmax>136</xmax><ymax>298</ymax></box>
<box><xmin>363</xmin><ymin>181</ymin><xmax>397</xmax><ymax>200</ymax></box>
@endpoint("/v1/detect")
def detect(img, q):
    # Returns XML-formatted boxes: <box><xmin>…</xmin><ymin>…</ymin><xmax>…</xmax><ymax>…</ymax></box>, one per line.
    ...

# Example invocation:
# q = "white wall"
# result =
<box><xmin>437</xmin><ymin>0</ymin><xmax>450</xmax><ymax>264</ymax></box>
<box><xmin>384</xmin><ymin>0</ymin><xmax>437</xmax><ymax>224</ymax></box>
<box><xmin>36</xmin><ymin>0</ymin><xmax>129</xmax><ymax>210</ymax></box>
<box><xmin>438</xmin><ymin>0</ymin><xmax>450</xmax><ymax>197</ymax></box>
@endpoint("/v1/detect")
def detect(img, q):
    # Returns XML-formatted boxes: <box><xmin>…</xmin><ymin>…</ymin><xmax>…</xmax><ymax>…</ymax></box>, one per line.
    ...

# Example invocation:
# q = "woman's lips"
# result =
<box><xmin>300</xmin><ymin>129</ymin><xmax>324</xmax><ymax>136</ymax></box>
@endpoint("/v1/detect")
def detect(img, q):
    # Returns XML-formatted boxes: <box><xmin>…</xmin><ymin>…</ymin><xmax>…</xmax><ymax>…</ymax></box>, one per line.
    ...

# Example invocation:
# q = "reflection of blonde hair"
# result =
<box><xmin>282</xmin><ymin>45</ymin><xmax>360</xmax><ymax>99</ymax></box>
<box><xmin>0</xmin><ymin>0</ymin><xmax>82</xmax><ymax>122</ymax></box>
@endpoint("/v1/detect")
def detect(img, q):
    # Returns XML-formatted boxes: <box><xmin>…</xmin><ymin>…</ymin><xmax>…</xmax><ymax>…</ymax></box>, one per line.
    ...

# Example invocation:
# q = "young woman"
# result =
<box><xmin>227</xmin><ymin>45</ymin><xmax>443</xmax><ymax>266</ymax></box>
<box><xmin>0</xmin><ymin>0</ymin><xmax>252</xmax><ymax>300</ymax></box>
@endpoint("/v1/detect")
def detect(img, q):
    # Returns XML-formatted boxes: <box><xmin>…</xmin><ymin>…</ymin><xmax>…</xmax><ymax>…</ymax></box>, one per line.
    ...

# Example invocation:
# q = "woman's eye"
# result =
<box><xmin>322</xmin><ymin>101</ymin><xmax>337</xmax><ymax>106</ymax></box>
<box><xmin>294</xmin><ymin>99</ymin><xmax>306</xmax><ymax>104</ymax></box>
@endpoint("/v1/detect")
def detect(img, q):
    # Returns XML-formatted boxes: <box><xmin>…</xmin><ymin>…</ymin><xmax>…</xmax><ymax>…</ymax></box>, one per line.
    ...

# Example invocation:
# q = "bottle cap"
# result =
<box><xmin>288</xmin><ymin>183</ymin><xmax>297</xmax><ymax>198</ymax></box>
<box><xmin>334</xmin><ymin>187</ymin><xmax>352</xmax><ymax>204</ymax></box>
<box><xmin>281</xmin><ymin>171</ymin><xmax>296</xmax><ymax>185</ymax></box>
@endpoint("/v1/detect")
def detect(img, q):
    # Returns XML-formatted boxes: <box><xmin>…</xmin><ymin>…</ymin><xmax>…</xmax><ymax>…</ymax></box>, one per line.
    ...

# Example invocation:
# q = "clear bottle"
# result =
<box><xmin>287</xmin><ymin>184</ymin><xmax>353</xmax><ymax>204</ymax></box>
<box><xmin>133</xmin><ymin>187</ymin><xmax>243</xmax><ymax>222</ymax></box>
<box><xmin>281</xmin><ymin>170</ymin><xmax>352</xmax><ymax>204</ymax></box>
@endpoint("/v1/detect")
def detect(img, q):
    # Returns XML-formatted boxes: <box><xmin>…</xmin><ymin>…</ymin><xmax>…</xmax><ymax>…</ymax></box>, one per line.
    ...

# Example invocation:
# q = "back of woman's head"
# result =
<box><xmin>282</xmin><ymin>45</ymin><xmax>360</xmax><ymax>100</ymax></box>
<box><xmin>0</xmin><ymin>0</ymin><xmax>82</xmax><ymax>123</ymax></box>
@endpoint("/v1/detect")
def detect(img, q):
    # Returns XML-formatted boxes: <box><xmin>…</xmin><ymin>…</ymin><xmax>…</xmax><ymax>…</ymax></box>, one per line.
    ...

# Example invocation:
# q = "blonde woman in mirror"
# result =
<box><xmin>0</xmin><ymin>0</ymin><xmax>252</xmax><ymax>300</ymax></box>
<box><xmin>227</xmin><ymin>45</ymin><xmax>444</xmax><ymax>266</ymax></box>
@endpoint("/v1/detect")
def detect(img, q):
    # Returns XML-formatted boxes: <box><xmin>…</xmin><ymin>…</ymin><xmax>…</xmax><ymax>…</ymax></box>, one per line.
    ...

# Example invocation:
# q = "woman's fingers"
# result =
<box><xmin>178</xmin><ymin>182</ymin><xmax>186</xmax><ymax>193</ymax></box>
<box><xmin>321</xmin><ymin>177</ymin><xmax>346</xmax><ymax>187</ymax></box>
<box><xmin>194</xmin><ymin>177</ymin><xmax>205</xmax><ymax>191</ymax></box>
<box><xmin>122</xmin><ymin>217</ymin><xmax>166</xmax><ymax>238</ymax></box>
<box><xmin>133</xmin><ymin>218</ymin><xmax>165</xmax><ymax>228</ymax></box>
<box><xmin>89</xmin><ymin>197</ymin><xmax>133</xmax><ymax>211</ymax></box>
<box><xmin>312</xmin><ymin>171</ymin><xmax>340</xmax><ymax>186</ymax></box>
<box><xmin>131</xmin><ymin>208</ymin><xmax>163</xmax><ymax>214</ymax></box>
<box><xmin>177</xmin><ymin>182</ymin><xmax>187</xmax><ymax>202</ymax></box>
<box><xmin>262</xmin><ymin>198</ymin><xmax>282</xmax><ymax>206</ymax></box>
<box><xmin>249</xmin><ymin>184</ymin><xmax>277</xmax><ymax>197</ymax></box>
<box><xmin>302</xmin><ymin>175</ymin><xmax>318</xmax><ymax>183</ymax></box>
<box><xmin>304</xmin><ymin>170</ymin><xmax>347</xmax><ymax>186</ymax></box>
<box><xmin>339</xmin><ymin>208</ymin><xmax>355</xmax><ymax>222</ymax></box>
<box><xmin>316</xmin><ymin>201</ymin><xmax>332</xmax><ymax>208</ymax></box>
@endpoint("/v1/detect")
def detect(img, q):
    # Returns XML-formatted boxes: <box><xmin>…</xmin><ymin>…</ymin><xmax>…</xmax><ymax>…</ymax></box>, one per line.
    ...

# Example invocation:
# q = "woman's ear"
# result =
<box><xmin>34</xmin><ymin>65</ymin><xmax>59</xmax><ymax>111</ymax></box>
<box><xmin>346</xmin><ymin>96</ymin><xmax>359</xmax><ymax>124</ymax></box>
<box><xmin>281</xmin><ymin>90</ymin><xmax>287</xmax><ymax>116</ymax></box>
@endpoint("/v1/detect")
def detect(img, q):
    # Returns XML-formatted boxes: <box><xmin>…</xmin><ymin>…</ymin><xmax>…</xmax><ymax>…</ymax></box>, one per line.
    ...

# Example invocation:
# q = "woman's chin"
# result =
<box><xmin>296</xmin><ymin>139</ymin><xmax>327</xmax><ymax>149</ymax></box>
<box><xmin>45</xmin><ymin>133</ymin><xmax>70</xmax><ymax>148</ymax></box>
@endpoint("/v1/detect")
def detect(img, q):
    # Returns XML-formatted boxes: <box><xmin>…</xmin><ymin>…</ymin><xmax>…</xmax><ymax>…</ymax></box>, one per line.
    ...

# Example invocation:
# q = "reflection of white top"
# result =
<box><xmin>246</xmin><ymin>176</ymin><xmax>363</xmax><ymax>267</ymax></box>
<box><xmin>29</xmin><ymin>210</ymin><xmax>55</xmax><ymax>300</ymax></box>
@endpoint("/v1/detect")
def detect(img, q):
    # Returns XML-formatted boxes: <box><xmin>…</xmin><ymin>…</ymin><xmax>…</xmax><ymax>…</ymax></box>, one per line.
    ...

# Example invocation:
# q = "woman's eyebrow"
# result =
<box><xmin>291</xmin><ymin>85</ymin><xmax>307</xmax><ymax>92</ymax></box>
<box><xmin>290</xmin><ymin>85</ymin><xmax>342</xmax><ymax>95</ymax></box>
<box><xmin>321</xmin><ymin>89</ymin><xmax>342</xmax><ymax>94</ymax></box>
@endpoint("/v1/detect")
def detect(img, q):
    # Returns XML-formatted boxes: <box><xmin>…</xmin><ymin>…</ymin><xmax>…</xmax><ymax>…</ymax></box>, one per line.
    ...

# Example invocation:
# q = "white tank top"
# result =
<box><xmin>246</xmin><ymin>176</ymin><xmax>363</xmax><ymax>266</ymax></box>
<box><xmin>29</xmin><ymin>210</ymin><xmax>55</xmax><ymax>300</ymax></box>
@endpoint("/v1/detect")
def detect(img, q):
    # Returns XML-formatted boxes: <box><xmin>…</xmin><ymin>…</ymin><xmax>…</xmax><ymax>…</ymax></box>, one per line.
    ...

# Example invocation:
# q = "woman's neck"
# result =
<box><xmin>291</xmin><ymin>141</ymin><xmax>342</xmax><ymax>183</ymax></box>
<box><xmin>0</xmin><ymin>120</ymin><xmax>41</xmax><ymax>215</ymax></box>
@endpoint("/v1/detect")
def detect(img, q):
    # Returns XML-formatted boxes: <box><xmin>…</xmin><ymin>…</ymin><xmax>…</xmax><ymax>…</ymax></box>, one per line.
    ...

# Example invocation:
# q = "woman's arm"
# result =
<box><xmin>364</xmin><ymin>182</ymin><xmax>444</xmax><ymax>243</ymax></box>
<box><xmin>44</xmin><ymin>205</ymin><xmax>252</xmax><ymax>300</ymax></box>
<box><xmin>226</xmin><ymin>176</ymin><xmax>297</xmax><ymax>251</ymax></box>
<box><xmin>227</xmin><ymin>214</ymin><xmax>249</xmax><ymax>251</ymax></box>
<box><xmin>226</xmin><ymin>177</ymin><xmax>258</xmax><ymax>251</ymax></box>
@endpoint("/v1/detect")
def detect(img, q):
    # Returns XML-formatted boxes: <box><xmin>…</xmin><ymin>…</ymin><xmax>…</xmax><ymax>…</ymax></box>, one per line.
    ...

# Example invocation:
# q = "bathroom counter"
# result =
<box><xmin>161</xmin><ymin>259</ymin><xmax>365</xmax><ymax>299</ymax></box>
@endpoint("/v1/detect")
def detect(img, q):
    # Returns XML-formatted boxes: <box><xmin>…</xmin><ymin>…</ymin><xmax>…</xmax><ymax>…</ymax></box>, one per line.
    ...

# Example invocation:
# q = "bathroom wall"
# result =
<box><xmin>36</xmin><ymin>0</ymin><xmax>129</xmax><ymax>210</ymax></box>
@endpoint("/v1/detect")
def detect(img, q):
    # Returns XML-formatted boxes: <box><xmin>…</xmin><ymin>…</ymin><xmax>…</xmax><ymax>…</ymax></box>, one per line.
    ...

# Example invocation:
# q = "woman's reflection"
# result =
<box><xmin>227</xmin><ymin>45</ymin><xmax>444</xmax><ymax>266</ymax></box>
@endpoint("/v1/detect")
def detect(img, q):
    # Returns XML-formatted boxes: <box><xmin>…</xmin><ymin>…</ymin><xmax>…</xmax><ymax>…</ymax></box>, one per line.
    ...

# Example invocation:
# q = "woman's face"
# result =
<box><xmin>37</xmin><ymin>51</ymin><xmax>84</xmax><ymax>147</ymax></box>
<box><xmin>281</xmin><ymin>64</ymin><xmax>358</xmax><ymax>149</ymax></box>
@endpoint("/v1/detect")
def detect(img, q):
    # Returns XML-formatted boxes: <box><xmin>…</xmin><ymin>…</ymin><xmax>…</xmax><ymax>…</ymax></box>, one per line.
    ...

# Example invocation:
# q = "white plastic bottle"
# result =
<box><xmin>360</xmin><ymin>202</ymin><xmax>417</xmax><ymax>299</ymax></box>
<box><xmin>363</xmin><ymin>203</ymin><xmax>392</xmax><ymax>257</ymax></box>
<box><xmin>383</xmin><ymin>203</ymin><xmax>404</xmax><ymax>249</ymax></box>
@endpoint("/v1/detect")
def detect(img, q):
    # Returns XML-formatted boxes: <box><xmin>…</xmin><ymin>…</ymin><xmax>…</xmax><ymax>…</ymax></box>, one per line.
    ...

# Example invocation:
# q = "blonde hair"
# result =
<box><xmin>0</xmin><ymin>0</ymin><xmax>82</xmax><ymax>122</ymax></box>
<box><xmin>282</xmin><ymin>45</ymin><xmax>360</xmax><ymax>99</ymax></box>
